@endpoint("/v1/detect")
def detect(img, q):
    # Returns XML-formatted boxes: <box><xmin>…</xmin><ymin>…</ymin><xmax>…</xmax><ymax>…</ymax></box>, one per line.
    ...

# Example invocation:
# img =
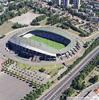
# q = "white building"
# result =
<box><xmin>59</xmin><ymin>0</ymin><xmax>62</xmax><ymax>5</ymax></box>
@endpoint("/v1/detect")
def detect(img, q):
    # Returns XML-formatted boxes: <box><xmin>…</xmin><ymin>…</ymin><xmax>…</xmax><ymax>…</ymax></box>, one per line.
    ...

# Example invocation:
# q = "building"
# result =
<box><xmin>83</xmin><ymin>88</ymin><xmax>99</xmax><ymax>100</ymax></box>
<box><xmin>52</xmin><ymin>0</ymin><xmax>62</xmax><ymax>6</ymax></box>
<box><xmin>6</xmin><ymin>27</ymin><xmax>81</xmax><ymax>62</ymax></box>
<box><xmin>63</xmin><ymin>0</ymin><xmax>70</xmax><ymax>8</ymax></box>
<box><xmin>73</xmin><ymin>0</ymin><xmax>81</xmax><ymax>9</ymax></box>
<box><xmin>59</xmin><ymin>0</ymin><xmax>62</xmax><ymax>5</ymax></box>
<box><xmin>52</xmin><ymin>0</ymin><xmax>70</xmax><ymax>7</ymax></box>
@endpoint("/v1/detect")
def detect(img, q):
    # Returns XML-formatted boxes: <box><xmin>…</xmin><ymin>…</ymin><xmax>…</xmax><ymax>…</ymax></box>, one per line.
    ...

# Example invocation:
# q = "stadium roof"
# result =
<box><xmin>9</xmin><ymin>27</ymin><xmax>77</xmax><ymax>56</ymax></box>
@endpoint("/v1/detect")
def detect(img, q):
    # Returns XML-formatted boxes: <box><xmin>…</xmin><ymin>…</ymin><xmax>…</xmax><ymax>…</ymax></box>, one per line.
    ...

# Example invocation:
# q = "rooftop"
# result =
<box><xmin>9</xmin><ymin>27</ymin><xmax>77</xmax><ymax>56</ymax></box>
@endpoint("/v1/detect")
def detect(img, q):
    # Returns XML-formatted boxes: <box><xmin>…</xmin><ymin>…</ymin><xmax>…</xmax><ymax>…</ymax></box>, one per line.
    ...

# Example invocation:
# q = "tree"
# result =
<box><xmin>89</xmin><ymin>75</ymin><xmax>99</xmax><ymax>84</ymax></box>
<box><xmin>47</xmin><ymin>2</ymin><xmax>53</xmax><ymax>6</ymax></box>
<box><xmin>39</xmin><ymin>68</ymin><xmax>45</xmax><ymax>72</ymax></box>
<box><xmin>12</xmin><ymin>23</ymin><xmax>27</xmax><ymax>29</ymax></box>
<box><xmin>66</xmin><ymin>87</ymin><xmax>75</xmax><ymax>96</ymax></box>
<box><xmin>0</xmin><ymin>5</ymin><xmax>3</xmax><ymax>12</ymax></box>
<box><xmin>31</xmin><ymin>22</ymin><xmax>40</xmax><ymax>26</ymax></box>
<box><xmin>83</xmin><ymin>42</ymin><xmax>89</xmax><ymax>48</ymax></box>
<box><xmin>71</xmin><ymin>77</ymin><xmax>86</xmax><ymax>90</ymax></box>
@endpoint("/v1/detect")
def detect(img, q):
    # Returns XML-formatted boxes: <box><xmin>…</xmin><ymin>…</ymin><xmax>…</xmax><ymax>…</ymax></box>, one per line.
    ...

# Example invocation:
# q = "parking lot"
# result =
<box><xmin>0</xmin><ymin>72</ymin><xmax>32</xmax><ymax>100</ymax></box>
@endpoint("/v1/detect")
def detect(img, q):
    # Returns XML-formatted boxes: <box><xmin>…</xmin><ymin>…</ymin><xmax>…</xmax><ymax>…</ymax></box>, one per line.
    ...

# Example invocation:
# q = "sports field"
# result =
<box><xmin>31</xmin><ymin>35</ymin><xmax>65</xmax><ymax>50</ymax></box>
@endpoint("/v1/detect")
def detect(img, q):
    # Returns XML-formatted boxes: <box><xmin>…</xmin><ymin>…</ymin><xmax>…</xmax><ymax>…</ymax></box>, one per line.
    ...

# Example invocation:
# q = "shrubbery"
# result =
<box><xmin>31</xmin><ymin>15</ymin><xmax>46</xmax><ymax>26</ymax></box>
<box><xmin>12</xmin><ymin>23</ymin><xmax>28</xmax><ymax>29</ymax></box>
<box><xmin>58</xmin><ymin>38</ymin><xmax>99</xmax><ymax>80</ymax></box>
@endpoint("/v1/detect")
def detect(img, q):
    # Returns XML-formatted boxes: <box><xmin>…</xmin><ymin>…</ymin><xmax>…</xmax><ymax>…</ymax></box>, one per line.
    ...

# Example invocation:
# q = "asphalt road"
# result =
<box><xmin>0</xmin><ymin>27</ymin><xmax>99</xmax><ymax>100</ymax></box>
<box><xmin>39</xmin><ymin>46</ymin><xmax>99</xmax><ymax>100</ymax></box>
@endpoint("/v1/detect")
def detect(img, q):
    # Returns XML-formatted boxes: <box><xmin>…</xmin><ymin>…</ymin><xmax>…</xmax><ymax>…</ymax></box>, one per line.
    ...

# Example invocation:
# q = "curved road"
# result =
<box><xmin>39</xmin><ymin>46</ymin><xmax>99</xmax><ymax>100</ymax></box>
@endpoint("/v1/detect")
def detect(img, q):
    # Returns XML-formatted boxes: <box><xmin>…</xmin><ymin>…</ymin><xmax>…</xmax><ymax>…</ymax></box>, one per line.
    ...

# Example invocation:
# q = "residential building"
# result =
<box><xmin>73</xmin><ymin>0</ymin><xmax>81</xmax><ymax>9</ymax></box>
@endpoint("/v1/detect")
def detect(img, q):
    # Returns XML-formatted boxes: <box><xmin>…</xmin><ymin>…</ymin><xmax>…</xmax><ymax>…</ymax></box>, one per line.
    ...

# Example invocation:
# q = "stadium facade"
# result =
<box><xmin>6</xmin><ymin>27</ymin><xmax>81</xmax><ymax>62</ymax></box>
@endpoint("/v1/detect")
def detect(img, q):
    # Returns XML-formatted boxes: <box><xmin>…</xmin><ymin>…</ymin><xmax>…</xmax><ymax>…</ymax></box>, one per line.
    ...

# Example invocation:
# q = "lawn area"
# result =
<box><xmin>84</xmin><ymin>67</ymin><xmax>99</xmax><ymax>86</ymax></box>
<box><xmin>18</xmin><ymin>63</ymin><xmax>63</xmax><ymax>77</ymax></box>
<box><xmin>95</xmin><ymin>11</ymin><xmax>99</xmax><ymax>17</ymax></box>
<box><xmin>31</xmin><ymin>35</ymin><xmax>65</xmax><ymax>50</ymax></box>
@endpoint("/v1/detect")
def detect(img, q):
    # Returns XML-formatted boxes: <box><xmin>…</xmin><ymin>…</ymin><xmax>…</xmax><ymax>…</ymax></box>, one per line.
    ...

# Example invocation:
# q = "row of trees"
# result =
<box><xmin>31</xmin><ymin>15</ymin><xmax>46</xmax><ymax>26</ymax></box>
<box><xmin>2</xmin><ymin>59</ymin><xmax>52</xmax><ymax>100</ymax></box>
<box><xmin>60</xmin><ymin>54</ymin><xmax>99</xmax><ymax>100</ymax></box>
<box><xmin>46</xmin><ymin>15</ymin><xmax>70</xmax><ymax>26</ymax></box>
<box><xmin>62</xmin><ymin>21</ymin><xmax>90</xmax><ymax>37</ymax></box>
<box><xmin>0</xmin><ymin>1</ymin><xmax>29</xmax><ymax>25</ymax></box>
<box><xmin>60</xmin><ymin>87</ymin><xmax>75</xmax><ymax>100</ymax></box>
<box><xmin>22</xmin><ymin>82</ymin><xmax>51</xmax><ymax>100</ymax></box>
<box><xmin>58</xmin><ymin>38</ymin><xmax>99</xmax><ymax>80</ymax></box>
<box><xmin>31</xmin><ymin>5</ymin><xmax>55</xmax><ymax>17</ymax></box>
<box><xmin>46</xmin><ymin>14</ymin><xmax>60</xmax><ymax>25</ymax></box>
<box><xmin>71</xmin><ymin>55</ymin><xmax>98</xmax><ymax>90</ymax></box>
<box><xmin>12</xmin><ymin>23</ymin><xmax>28</xmax><ymax>29</ymax></box>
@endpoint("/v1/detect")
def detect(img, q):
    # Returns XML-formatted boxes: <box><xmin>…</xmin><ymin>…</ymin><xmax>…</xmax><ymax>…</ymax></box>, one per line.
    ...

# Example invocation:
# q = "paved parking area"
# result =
<box><xmin>0</xmin><ymin>58</ymin><xmax>4</xmax><ymax>71</ymax></box>
<box><xmin>9</xmin><ymin>11</ymin><xmax>40</xmax><ymax>25</ymax></box>
<box><xmin>0</xmin><ymin>72</ymin><xmax>32</xmax><ymax>100</ymax></box>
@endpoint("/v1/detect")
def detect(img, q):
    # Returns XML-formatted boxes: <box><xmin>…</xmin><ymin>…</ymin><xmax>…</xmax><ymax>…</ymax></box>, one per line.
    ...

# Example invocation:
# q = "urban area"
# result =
<box><xmin>0</xmin><ymin>0</ymin><xmax>99</xmax><ymax>100</ymax></box>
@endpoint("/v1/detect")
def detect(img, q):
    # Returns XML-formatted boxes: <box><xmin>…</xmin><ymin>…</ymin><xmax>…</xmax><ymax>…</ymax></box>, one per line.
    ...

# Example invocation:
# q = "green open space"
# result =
<box><xmin>17</xmin><ymin>63</ymin><xmax>63</xmax><ymax>77</ymax></box>
<box><xmin>95</xmin><ymin>11</ymin><xmax>99</xmax><ymax>17</ymax></box>
<box><xmin>30</xmin><ymin>35</ymin><xmax>65</xmax><ymax>50</ymax></box>
<box><xmin>84</xmin><ymin>67</ymin><xmax>99</xmax><ymax>86</ymax></box>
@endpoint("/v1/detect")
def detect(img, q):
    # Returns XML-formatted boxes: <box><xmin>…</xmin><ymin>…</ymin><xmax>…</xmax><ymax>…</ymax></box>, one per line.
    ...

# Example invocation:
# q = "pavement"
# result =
<box><xmin>76</xmin><ymin>81</ymin><xmax>99</xmax><ymax>99</ymax></box>
<box><xmin>0</xmin><ymin>26</ymin><xmax>98</xmax><ymax>100</ymax></box>
<box><xmin>83</xmin><ymin>31</ymin><xmax>99</xmax><ymax>43</ymax></box>
<box><xmin>0</xmin><ymin>72</ymin><xmax>32</xmax><ymax>100</ymax></box>
<box><xmin>39</xmin><ymin>46</ymin><xmax>99</xmax><ymax>100</ymax></box>
<box><xmin>0</xmin><ymin>26</ymin><xmax>84</xmax><ymax>66</ymax></box>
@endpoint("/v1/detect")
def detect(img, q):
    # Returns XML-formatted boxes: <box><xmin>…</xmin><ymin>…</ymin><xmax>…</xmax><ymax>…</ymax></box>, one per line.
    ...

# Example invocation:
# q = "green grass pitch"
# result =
<box><xmin>31</xmin><ymin>35</ymin><xmax>65</xmax><ymax>50</ymax></box>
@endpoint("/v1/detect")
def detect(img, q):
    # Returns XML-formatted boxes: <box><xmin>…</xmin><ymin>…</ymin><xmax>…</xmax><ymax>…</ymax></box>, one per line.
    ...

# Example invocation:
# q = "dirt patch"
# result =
<box><xmin>9</xmin><ymin>11</ymin><xmax>41</xmax><ymax>25</ymax></box>
<box><xmin>0</xmin><ymin>21</ymin><xmax>14</xmax><ymax>35</ymax></box>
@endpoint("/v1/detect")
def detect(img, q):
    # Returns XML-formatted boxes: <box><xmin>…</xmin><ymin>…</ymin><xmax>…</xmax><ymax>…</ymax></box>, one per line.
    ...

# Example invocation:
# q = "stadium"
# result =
<box><xmin>6</xmin><ymin>27</ymin><xmax>81</xmax><ymax>62</ymax></box>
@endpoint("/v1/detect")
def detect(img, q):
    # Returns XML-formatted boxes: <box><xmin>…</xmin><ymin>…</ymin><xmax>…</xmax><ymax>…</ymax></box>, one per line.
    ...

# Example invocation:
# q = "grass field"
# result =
<box><xmin>31</xmin><ymin>35</ymin><xmax>65</xmax><ymax>50</ymax></box>
<box><xmin>18</xmin><ymin>63</ymin><xmax>63</xmax><ymax>77</ymax></box>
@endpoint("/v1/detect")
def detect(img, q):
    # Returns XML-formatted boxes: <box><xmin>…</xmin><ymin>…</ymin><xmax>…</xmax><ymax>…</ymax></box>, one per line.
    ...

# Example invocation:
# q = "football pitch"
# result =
<box><xmin>31</xmin><ymin>35</ymin><xmax>65</xmax><ymax>50</ymax></box>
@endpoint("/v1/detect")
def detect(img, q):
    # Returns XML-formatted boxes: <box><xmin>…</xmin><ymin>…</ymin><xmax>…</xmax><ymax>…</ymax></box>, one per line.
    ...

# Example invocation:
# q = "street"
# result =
<box><xmin>39</xmin><ymin>46</ymin><xmax>99</xmax><ymax>100</ymax></box>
